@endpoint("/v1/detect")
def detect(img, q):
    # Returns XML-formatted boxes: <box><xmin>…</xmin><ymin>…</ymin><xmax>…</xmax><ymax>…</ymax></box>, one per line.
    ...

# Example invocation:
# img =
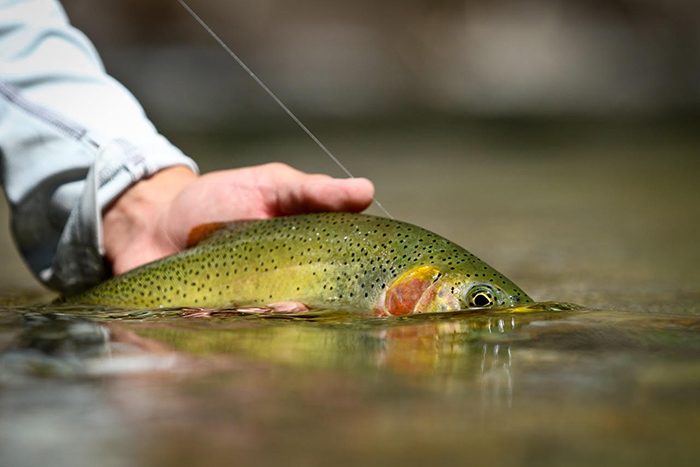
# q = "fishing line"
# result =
<box><xmin>176</xmin><ymin>0</ymin><xmax>394</xmax><ymax>219</ymax></box>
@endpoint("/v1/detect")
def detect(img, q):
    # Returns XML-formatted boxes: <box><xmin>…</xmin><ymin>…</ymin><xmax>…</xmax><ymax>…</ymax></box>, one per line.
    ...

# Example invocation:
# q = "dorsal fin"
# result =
<box><xmin>186</xmin><ymin>219</ymin><xmax>261</xmax><ymax>248</ymax></box>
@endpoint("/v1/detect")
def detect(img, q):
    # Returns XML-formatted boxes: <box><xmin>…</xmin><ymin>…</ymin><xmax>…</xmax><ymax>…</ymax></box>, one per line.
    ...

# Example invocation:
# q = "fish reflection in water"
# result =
<box><xmin>480</xmin><ymin>340</ymin><xmax>514</xmax><ymax>410</ymax></box>
<box><xmin>377</xmin><ymin>316</ymin><xmax>519</xmax><ymax>410</ymax></box>
<box><xmin>1</xmin><ymin>303</ymin><xmax>545</xmax><ymax>377</ymax></box>
<box><xmin>0</xmin><ymin>309</ymin><xmax>530</xmax><ymax>422</ymax></box>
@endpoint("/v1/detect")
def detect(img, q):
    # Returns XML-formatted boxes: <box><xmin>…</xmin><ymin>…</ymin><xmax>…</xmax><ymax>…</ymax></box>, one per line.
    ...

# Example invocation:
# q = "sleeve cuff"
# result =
<box><xmin>46</xmin><ymin>137</ymin><xmax>199</xmax><ymax>294</ymax></box>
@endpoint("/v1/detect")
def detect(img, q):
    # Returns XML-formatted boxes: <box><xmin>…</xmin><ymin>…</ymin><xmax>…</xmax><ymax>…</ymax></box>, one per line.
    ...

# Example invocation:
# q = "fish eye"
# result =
<box><xmin>465</xmin><ymin>285</ymin><xmax>497</xmax><ymax>308</ymax></box>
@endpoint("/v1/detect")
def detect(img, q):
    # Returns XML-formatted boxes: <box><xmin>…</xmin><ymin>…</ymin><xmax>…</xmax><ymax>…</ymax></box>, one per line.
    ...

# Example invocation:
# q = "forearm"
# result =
<box><xmin>1</xmin><ymin>0</ymin><xmax>169</xmax><ymax>149</ymax></box>
<box><xmin>0</xmin><ymin>0</ymin><xmax>198</xmax><ymax>293</ymax></box>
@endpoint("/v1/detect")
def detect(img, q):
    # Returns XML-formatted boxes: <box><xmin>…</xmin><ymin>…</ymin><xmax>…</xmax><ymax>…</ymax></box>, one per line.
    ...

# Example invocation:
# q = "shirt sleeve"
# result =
<box><xmin>0</xmin><ymin>0</ymin><xmax>200</xmax><ymax>294</ymax></box>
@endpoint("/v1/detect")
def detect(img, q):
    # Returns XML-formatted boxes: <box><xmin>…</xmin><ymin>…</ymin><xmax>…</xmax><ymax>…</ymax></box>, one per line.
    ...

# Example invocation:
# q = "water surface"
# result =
<box><xmin>1</xmin><ymin>120</ymin><xmax>699</xmax><ymax>466</ymax></box>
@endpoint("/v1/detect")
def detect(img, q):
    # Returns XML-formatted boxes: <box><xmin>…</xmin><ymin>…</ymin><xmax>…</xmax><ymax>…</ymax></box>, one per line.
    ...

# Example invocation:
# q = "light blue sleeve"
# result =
<box><xmin>0</xmin><ymin>0</ymin><xmax>200</xmax><ymax>294</ymax></box>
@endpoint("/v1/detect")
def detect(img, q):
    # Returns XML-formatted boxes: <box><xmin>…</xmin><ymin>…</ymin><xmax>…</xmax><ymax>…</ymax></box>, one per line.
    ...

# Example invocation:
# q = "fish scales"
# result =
<box><xmin>67</xmin><ymin>213</ymin><xmax>531</xmax><ymax>315</ymax></box>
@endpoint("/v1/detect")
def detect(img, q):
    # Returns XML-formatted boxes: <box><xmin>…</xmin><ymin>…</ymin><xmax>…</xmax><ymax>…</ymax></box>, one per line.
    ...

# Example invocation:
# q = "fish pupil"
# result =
<box><xmin>471</xmin><ymin>291</ymin><xmax>493</xmax><ymax>307</ymax></box>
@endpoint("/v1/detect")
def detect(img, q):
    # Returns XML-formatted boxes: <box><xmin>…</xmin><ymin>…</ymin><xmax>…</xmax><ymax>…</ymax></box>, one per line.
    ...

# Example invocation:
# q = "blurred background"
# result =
<box><xmin>61</xmin><ymin>0</ymin><xmax>700</xmax><ymax>128</ymax></box>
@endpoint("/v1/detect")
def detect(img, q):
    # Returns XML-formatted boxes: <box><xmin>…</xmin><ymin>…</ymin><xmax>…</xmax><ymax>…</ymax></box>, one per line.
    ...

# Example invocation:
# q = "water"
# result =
<box><xmin>1</xmin><ymin>120</ymin><xmax>699</xmax><ymax>466</ymax></box>
<box><xmin>1</xmin><ymin>303</ymin><xmax>699</xmax><ymax>466</ymax></box>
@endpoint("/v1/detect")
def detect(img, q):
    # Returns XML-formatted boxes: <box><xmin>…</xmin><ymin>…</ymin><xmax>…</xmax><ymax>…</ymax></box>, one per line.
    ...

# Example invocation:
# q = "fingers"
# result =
<box><xmin>281</xmin><ymin>176</ymin><xmax>375</xmax><ymax>214</ymax></box>
<box><xmin>262</xmin><ymin>163</ymin><xmax>374</xmax><ymax>215</ymax></box>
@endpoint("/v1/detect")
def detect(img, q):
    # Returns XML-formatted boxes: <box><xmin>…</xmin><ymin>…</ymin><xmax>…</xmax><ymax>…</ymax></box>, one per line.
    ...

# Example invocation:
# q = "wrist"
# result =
<box><xmin>102</xmin><ymin>165</ymin><xmax>197</xmax><ymax>274</ymax></box>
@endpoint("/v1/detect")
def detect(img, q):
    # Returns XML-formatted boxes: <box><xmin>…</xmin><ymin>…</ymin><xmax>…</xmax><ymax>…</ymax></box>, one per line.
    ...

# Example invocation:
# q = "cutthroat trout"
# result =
<box><xmin>66</xmin><ymin>213</ymin><xmax>531</xmax><ymax>316</ymax></box>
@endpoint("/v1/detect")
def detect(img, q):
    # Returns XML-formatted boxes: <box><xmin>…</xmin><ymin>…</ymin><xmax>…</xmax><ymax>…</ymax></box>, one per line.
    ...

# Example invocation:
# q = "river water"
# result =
<box><xmin>1</xmin><ymin>119</ymin><xmax>698</xmax><ymax>466</ymax></box>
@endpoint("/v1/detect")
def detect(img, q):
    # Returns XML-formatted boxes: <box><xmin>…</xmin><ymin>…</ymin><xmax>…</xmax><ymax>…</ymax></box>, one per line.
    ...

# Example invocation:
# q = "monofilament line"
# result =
<box><xmin>177</xmin><ymin>0</ymin><xmax>393</xmax><ymax>219</ymax></box>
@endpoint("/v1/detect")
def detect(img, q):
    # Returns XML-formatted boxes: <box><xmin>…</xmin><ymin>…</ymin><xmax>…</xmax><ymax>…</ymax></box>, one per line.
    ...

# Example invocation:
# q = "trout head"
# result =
<box><xmin>375</xmin><ymin>265</ymin><xmax>531</xmax><ymax>317</ymax></box>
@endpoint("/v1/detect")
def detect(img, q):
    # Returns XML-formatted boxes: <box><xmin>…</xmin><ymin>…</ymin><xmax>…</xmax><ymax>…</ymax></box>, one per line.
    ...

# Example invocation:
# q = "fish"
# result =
<box><xmin>64</xmin><ymin>212</ymin><xmax>531</xmax><ymax>316</ymax></box>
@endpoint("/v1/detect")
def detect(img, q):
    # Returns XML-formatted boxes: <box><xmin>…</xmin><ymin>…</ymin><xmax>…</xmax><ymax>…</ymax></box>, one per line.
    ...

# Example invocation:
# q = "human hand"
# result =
<box><xmin>102</xmin><ymin>163</ymin><xmax>374</xmax><ymax>275</ymax></box>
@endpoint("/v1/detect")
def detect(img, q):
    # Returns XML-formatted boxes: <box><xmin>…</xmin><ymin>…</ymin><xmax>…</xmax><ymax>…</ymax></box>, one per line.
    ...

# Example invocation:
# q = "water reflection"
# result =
<box><xmin>0</xmin><ymin>310</ymin><xmax>176</xmax><ymax>382</ymax></box>
<box><xmin>480</xmin><ymin>342</ymin><xmax>513</xmax><ymax>409</ymax></box>
<box><xmin>3</xmin><ymin>303</ymin><xmax>699</xmax><ymax>385</ymax></box>
<box><xmin>2</xmin><ymin>303</ymin><xmax>700</xmax><ymax>466</ymax></box>
<box><xmin>0</xmin><ymin>312</ymin><xmax>108</xmax><ymax>380</ymax></box>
